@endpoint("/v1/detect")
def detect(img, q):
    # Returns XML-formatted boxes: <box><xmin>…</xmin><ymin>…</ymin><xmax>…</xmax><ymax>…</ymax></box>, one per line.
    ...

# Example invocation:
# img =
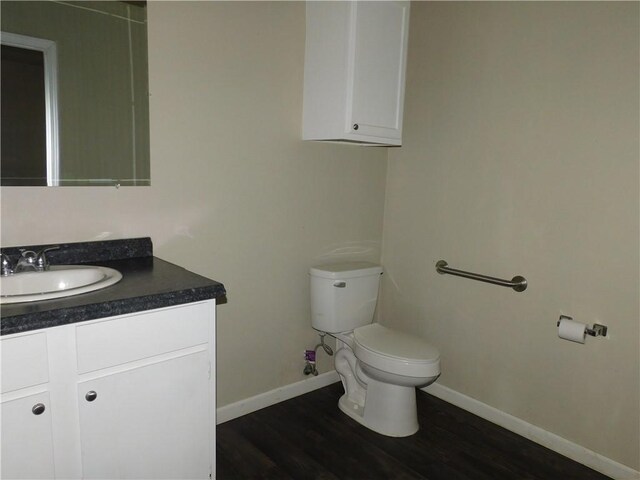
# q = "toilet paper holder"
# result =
<box><xmin>558</xmin><ymin>315</ymin><xmax>608</xmax><ymax>337</ymax></box>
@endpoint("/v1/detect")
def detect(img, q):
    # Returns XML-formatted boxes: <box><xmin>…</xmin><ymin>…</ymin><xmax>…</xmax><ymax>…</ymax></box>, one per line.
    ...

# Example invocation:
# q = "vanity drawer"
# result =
<box><xmin>1</xmin><ymin>333</ymin><xmax>49</xmax><ymax>393</ymax></box>
<box><xmin>76</xmin><ymin>302</ymin><xmax>212</xmax><ymax>374</ymax></box>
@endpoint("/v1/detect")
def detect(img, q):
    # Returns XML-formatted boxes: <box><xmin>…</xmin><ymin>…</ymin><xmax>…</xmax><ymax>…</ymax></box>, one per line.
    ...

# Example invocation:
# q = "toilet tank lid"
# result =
<box><xmin>309</xmin><ymin>262</ymin><xmax>383</xmax><ymax>279</ymax></box>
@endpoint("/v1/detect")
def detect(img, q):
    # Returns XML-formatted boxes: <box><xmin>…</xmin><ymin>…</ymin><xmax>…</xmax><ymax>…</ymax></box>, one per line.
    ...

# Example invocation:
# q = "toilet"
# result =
<box><xmin>310</xmin><ymin>262</ymin><xmax>440</xmax><ymax>437</ymax></box>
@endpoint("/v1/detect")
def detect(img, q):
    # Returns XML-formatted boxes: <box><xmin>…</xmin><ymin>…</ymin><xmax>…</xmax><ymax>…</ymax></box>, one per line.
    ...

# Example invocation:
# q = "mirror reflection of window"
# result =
<box><xmin>1</xmin><ymin>45</ymin><xmax>47</xmax><ymax>186</ymax></box>
<box><xmin>1</xmin><ymin>31</ymin><xmax>59</xmax><ymax>186</ymax></box>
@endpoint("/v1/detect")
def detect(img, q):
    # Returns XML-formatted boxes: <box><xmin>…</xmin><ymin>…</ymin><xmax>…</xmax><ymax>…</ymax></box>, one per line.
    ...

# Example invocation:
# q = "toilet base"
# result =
<box><xmin>338</xmin><ymin>379</ymin><xmax>419</xmax><ymax>437</ymax></box>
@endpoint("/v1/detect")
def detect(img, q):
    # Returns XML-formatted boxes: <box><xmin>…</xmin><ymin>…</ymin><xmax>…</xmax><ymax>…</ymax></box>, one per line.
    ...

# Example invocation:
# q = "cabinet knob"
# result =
<box><xmin>353</xmin><ymin>123</ymin><xmax>359</xmax><ymax>130</ymax></box>
<box><xmin>32</xmin><ymin>403</ymin><xmax>46</xmax><ymax>415</ymax></box>
<box><xmin>85</xmin><ymin>391</ymin><xmax>97</xmax><ymax>402</ymax></box>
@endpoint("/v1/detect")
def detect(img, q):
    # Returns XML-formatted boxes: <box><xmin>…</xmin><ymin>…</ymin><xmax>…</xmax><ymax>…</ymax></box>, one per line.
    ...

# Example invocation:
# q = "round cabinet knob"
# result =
<box><xmin>32</xmin><ymin>403</ymin><xmax>46</xmax><ymax>415</ymax></box>
<box><xmin>85</xmin><ymin>391</ymin><xmax>97</xmax><ymax>402</ymax></box>
<box><xmin>353</xmin><ymin>123</ymin><xmax>359</xmax><ymax>131</ymax></box>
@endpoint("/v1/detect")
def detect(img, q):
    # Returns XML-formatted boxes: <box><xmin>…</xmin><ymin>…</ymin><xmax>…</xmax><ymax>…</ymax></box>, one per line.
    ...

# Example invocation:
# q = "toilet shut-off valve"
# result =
<box><xmin>303</xmin><ymin>350</ymin><xmax>317</xmax><ymax>376</ymax></box>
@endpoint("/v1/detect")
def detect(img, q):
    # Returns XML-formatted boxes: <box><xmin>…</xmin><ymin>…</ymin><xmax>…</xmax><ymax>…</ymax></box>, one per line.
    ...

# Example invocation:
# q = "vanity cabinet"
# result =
<box><xmin>78</xmin><ymin>351</ymin><xmax>211</xmax><ymax>479</ymax></box>
<box><xmin>1</xmin><ymin>333</ymin><xmax>55</xmax><ymax>480</ymax></box>
<box><xmin>0</xmin><ymin>301</ymin><xmax>216</xmax><ymax>480</ymax></box>
<box><xmin>302</xmin><ymin>1</ymin><xmax>410</xmax><ymax>146</ymax></box>
<box><xmin>1</xmin><ymin>392</ymin><xmax>56</xmax><ymax>479</ymax></box>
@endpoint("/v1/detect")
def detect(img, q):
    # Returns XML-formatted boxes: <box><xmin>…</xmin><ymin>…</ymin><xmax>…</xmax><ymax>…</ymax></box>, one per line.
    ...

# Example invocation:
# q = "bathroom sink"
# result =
<box><xmin>0</xmin><ymin>265</ymin><xmax>122</xmax><ymax>304</ymax></box>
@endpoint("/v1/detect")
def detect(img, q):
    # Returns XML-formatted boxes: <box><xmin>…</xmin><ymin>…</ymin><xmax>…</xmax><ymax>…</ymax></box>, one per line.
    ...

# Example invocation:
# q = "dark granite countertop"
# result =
<box><xmin>1</xmin><ymin>238</ymin><xmax>226</xmax><ymax>336</ymax></box>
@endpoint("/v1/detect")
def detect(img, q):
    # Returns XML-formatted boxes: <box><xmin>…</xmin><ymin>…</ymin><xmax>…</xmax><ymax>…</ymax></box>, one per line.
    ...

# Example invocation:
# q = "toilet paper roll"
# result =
<box><xmin>558</xmin><ymin>318</ymin><xmax>587</xmax><ymax>344</ymax></box>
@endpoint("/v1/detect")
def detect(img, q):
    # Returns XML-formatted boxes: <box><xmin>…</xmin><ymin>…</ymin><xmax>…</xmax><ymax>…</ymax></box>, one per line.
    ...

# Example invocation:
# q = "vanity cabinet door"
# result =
<box><xmin>1</xmin><ymin>392</ymin><xmax>56</xmax><ymax>479</ymax></box>
<box><xmin>77</xmin><ymin>350</ymin><xmax>211</xmax><ymax>479</ymax></box>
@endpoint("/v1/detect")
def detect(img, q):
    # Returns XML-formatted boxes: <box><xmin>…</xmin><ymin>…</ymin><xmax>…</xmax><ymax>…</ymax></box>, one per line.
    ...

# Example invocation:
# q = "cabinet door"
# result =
<box><xmin>1</xmin><ymin>392</ymin><xmax>56</xmax><ymax>479</ymax></box>
<box><xmin>77</xmin><ymin>351</ymin><xmax>211</xmax><ymax>479</ymax></box>
<box><xmin>347</xmin><ymin>1</ymin><xmax>409</xmax><ymax>142</ymax></box>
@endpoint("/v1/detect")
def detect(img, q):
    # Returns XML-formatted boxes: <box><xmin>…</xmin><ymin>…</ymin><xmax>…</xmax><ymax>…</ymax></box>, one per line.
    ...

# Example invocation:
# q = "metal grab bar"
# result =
<box><xmin>435</xmin><ymin>260</ymin><xmax>527</xmax><ymax>292</ymax></box>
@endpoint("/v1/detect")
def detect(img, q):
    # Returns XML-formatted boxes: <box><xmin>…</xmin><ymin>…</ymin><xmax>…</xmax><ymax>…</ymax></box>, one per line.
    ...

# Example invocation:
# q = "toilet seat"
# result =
<box><xmin>353</xmin><ymin>324</ymin><xmax>440</xmax><ymax>378</ymax></box>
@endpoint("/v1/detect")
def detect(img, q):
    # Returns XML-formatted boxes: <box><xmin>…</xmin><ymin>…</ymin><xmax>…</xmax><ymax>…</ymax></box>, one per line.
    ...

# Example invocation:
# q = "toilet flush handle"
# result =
<box><xmin>333</xmin><ymin>281</ymin><xmax>346</xmax><ymax>288</ymax></box>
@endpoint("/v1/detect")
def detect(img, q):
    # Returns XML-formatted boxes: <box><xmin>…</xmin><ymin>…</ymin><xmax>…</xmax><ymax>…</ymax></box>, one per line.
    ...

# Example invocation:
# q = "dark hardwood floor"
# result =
<box><xmin>217</xmin><ymin>382</ymin><xmax>611</xmax><ymax>480</ymax></box>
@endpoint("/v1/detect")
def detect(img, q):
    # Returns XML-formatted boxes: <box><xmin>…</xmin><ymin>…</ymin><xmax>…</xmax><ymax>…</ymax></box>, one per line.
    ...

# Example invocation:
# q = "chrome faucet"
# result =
<box><xmin>6</xmin><ymin>246</ymin><xmax>60</xmax><ymax>274</ymax></box>
<box><xmin>1</xmin><ymin>253</ymin><xmax>13</xmax><ymax>276</ymax></box>
<box><xmin>14</xmin><ymin>250</ymin><xmax>38</xmax><ymax>273</ymax></box>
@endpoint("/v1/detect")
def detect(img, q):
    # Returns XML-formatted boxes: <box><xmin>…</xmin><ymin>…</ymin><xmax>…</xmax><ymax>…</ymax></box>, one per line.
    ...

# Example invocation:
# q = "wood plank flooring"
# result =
<box><xmin>216</xmin><ymin>382</ymin><xmax>611</xmax><ymax>480</ymax></box>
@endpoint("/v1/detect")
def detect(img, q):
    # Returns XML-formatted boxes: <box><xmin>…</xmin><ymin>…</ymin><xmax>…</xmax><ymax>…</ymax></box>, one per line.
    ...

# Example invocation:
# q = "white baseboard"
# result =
<box><xmin>422</xmin><ymin>383</ymin><xmax>639</xmax><ymax>480</ymax></box>
<box><xmin>216</xmin><ymin>370</ymin><xmax>340</xmax><ymax>424</ymax></box>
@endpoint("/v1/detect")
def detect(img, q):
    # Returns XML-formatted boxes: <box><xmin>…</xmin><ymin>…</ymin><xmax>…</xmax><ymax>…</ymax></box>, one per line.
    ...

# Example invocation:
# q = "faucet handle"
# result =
<box><xmin>35</xmin><ymin>246</ymin><xmax>60</xmax><ymax>271</ymax></box>
<box><xmin>1</xmin><ymin>253</ymin><xmax>14</xmax><ymax>276</ymax></box>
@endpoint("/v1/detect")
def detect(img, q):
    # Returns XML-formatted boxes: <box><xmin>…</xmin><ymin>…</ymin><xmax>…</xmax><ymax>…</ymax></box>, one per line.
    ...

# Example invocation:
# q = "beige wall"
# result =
<box><xmin>0</xmin><ymin>1</ymin><xmax>387</xmax><ymax>404</ymax></box>
<box><xmin>381</xmin><ymin>2</ymin><xmax>639</xmax><ymax>470</ymax></box>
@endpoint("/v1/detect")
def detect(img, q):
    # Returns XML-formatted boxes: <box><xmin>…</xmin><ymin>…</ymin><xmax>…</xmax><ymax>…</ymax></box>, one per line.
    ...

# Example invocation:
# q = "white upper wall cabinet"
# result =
<box><xmin>303</xmin><ymin>1</ymin><xmax>410</xmax><ymax>146</ymax></box>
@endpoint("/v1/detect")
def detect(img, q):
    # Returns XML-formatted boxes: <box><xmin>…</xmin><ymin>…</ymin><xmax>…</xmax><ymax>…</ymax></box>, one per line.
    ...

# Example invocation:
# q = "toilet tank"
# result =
<box><xmin>309</xmin><ymin>262</ymin><xmax>383</xmax><ymax>334</ymax></box>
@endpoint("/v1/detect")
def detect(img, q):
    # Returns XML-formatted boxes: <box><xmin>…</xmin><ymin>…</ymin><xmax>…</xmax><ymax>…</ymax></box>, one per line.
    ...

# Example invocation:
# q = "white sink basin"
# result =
<box><xmin>0</xmin><ymin>265</ymin><xmax>122</xmax><ymax>304</ymax></box>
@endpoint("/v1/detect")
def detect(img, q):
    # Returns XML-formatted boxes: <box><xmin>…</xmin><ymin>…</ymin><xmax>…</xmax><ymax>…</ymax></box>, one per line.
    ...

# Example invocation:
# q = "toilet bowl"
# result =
<box><xmin>354</xmin><ymin>323</ymin><xmax>440</xmax><ymax>386</ymax></box>
<box><xmin>309</xmin><ymin>262</ymin><xmax>440</xmax><ymax>437</ymax></box>
<box><xmin>333</xmin><ymin>324</ymin><xmax>439</xmax><ymax>437</ymax></box>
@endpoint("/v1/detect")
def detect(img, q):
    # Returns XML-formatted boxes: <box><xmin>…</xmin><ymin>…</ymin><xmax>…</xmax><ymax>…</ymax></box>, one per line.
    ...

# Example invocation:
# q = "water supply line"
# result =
<box><xmin>304</xmin><ymin>332</ymin><xmax>334</xmax><ymax>376</ymax></box>
<box><xmin>316</xmin><ymin>332</ymin><xmax>334</xmax><ymax>356</ymax></box>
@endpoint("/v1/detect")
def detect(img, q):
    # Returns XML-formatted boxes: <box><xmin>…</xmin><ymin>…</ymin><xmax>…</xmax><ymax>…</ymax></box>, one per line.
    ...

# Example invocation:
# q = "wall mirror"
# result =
<box><xmin>1</xmin><ymin>1</ymin><xmax>150</xmax><ymax>186</ymax></box>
